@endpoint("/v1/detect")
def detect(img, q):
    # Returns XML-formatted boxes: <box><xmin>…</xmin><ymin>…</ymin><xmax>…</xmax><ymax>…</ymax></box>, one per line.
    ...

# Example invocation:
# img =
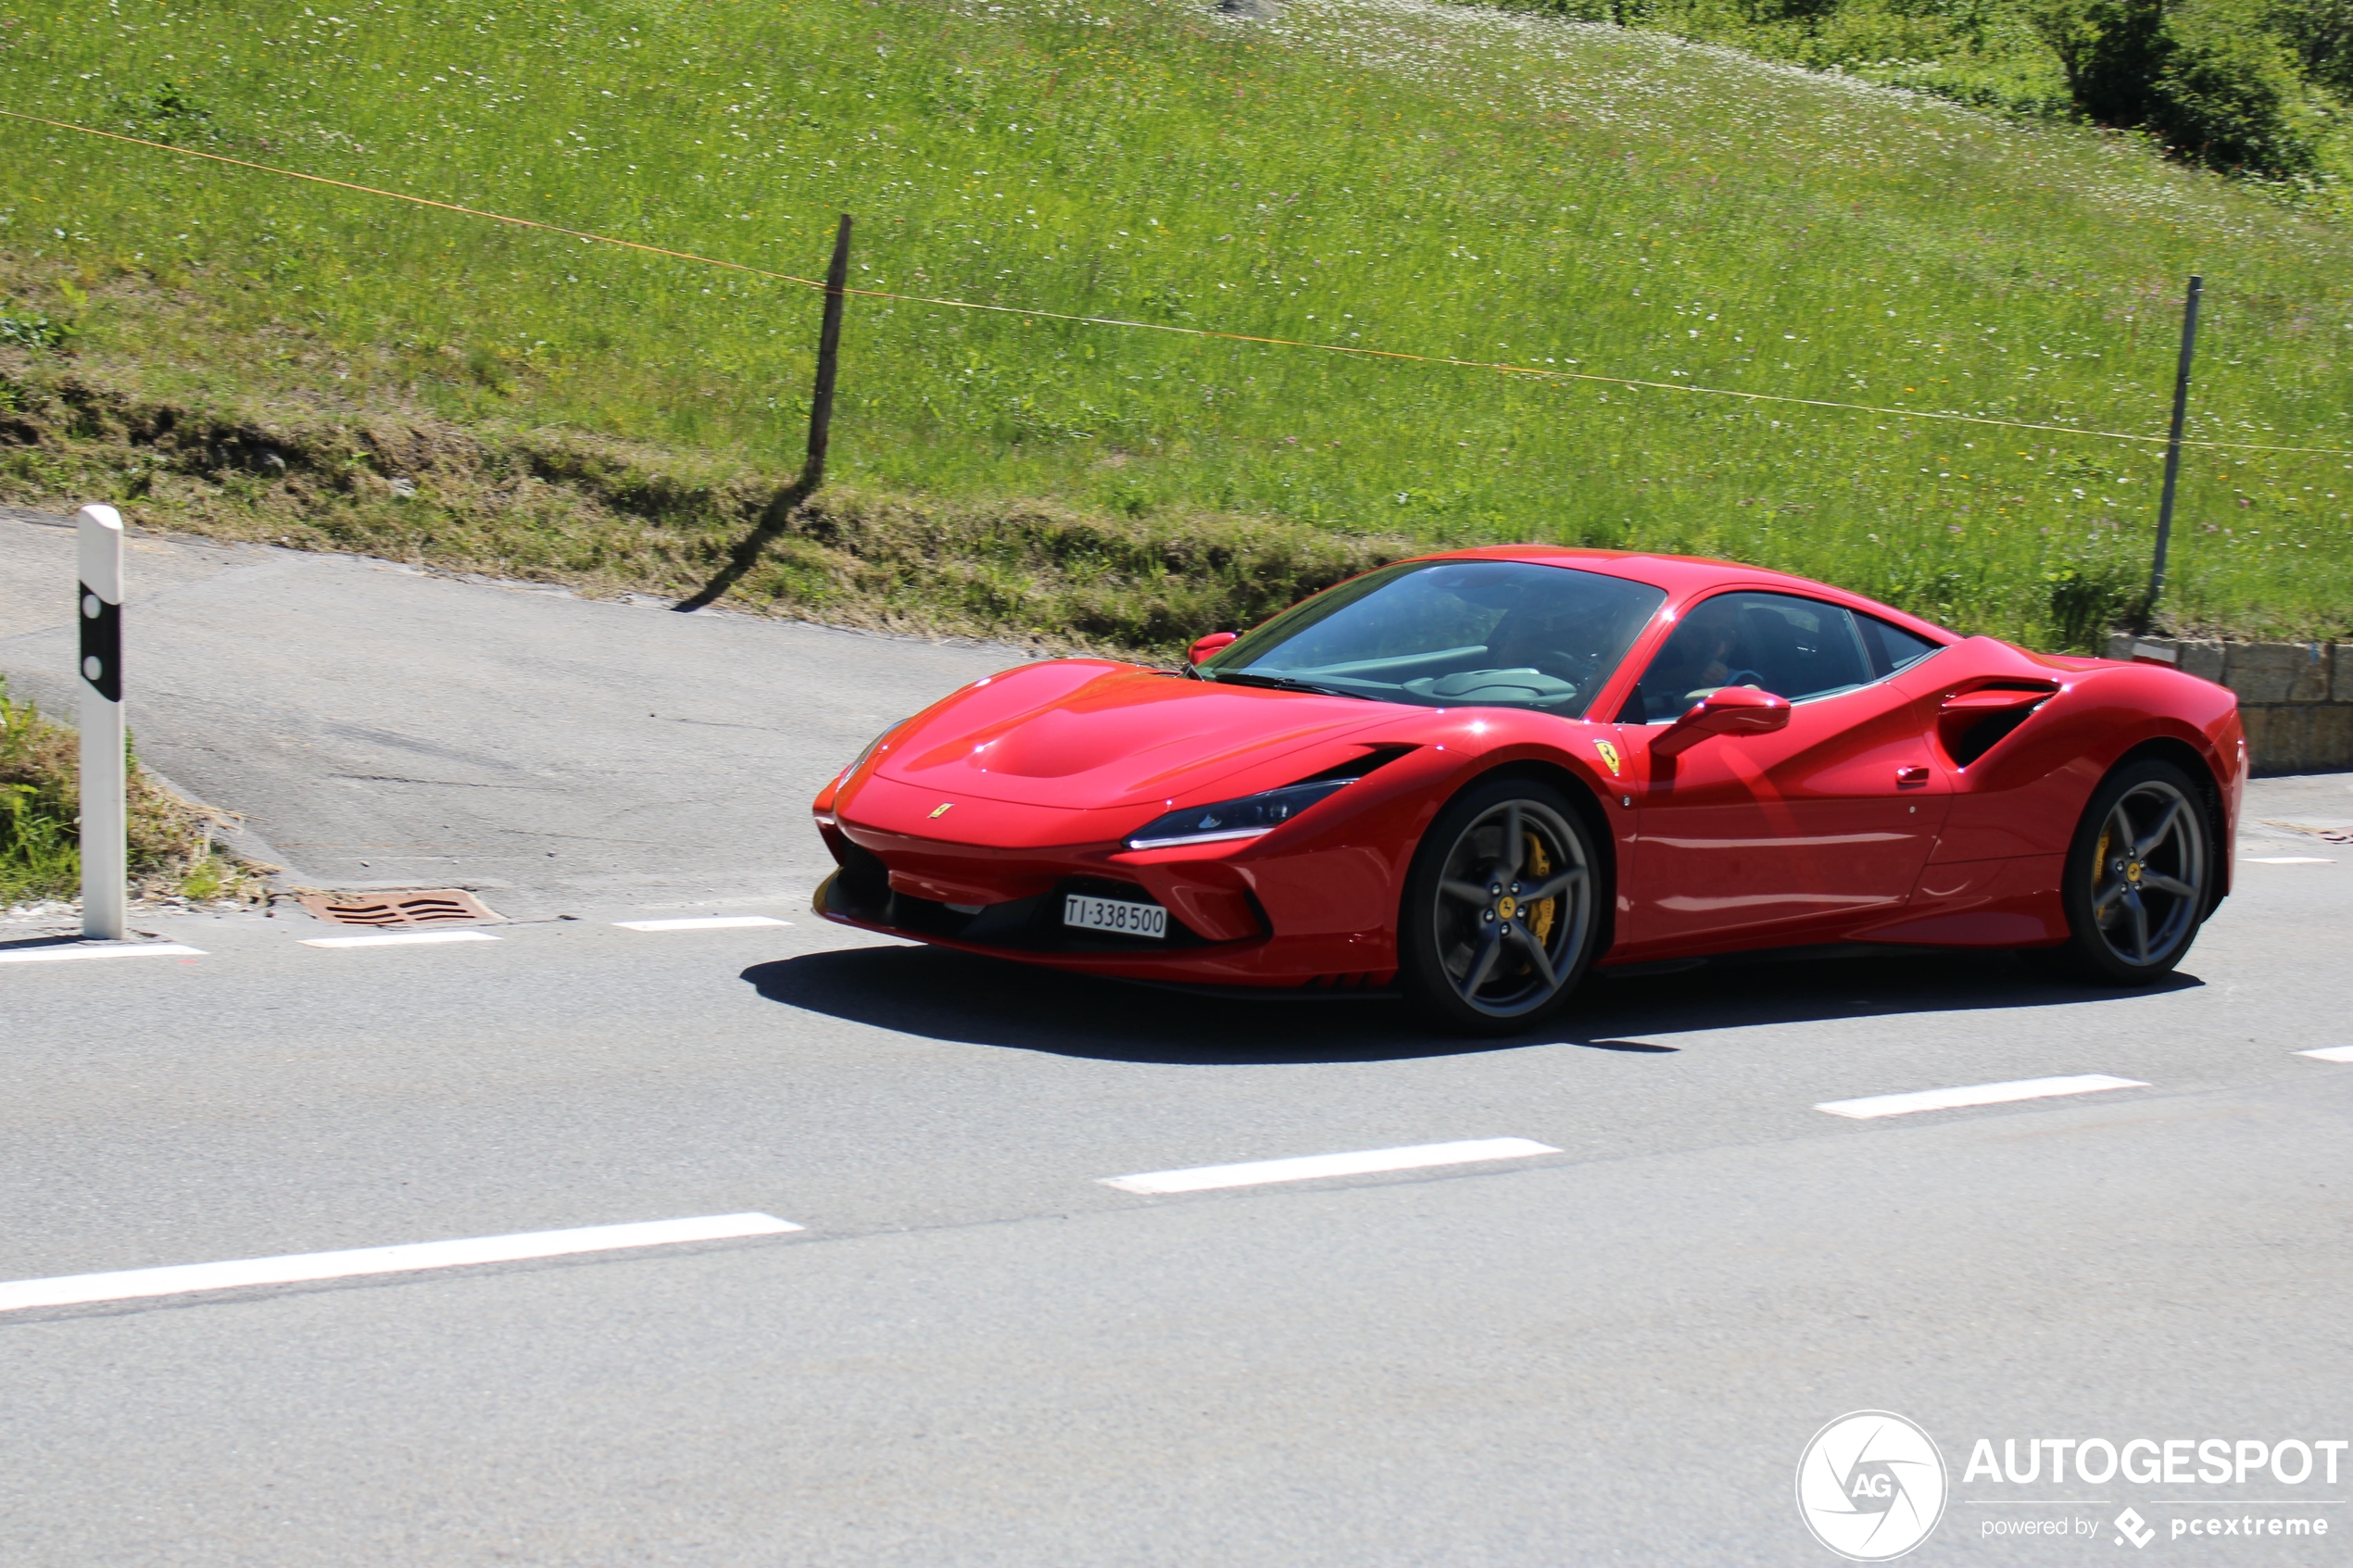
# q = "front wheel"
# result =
<box><xmin>2045</xmin><ymin>758</ymin><xmax>2213</xmax><ymax>985</ymax></box>
<box><xmin>1398</xmin><ymin>777</ymin><xmax>1602</xmax><ymax>1035</ymax></box>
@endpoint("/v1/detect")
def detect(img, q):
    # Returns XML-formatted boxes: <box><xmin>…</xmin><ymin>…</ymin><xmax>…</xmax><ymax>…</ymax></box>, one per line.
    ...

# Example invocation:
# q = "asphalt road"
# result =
<box><xmin>0</xmin><ymin>507</ymin><xmax>1008</xmax><ymax>913</ymax></box>
<box><xmin>3</xmin><ymin>512</ymin><xmax>2350</xmax><ymax>1565</ymax></box>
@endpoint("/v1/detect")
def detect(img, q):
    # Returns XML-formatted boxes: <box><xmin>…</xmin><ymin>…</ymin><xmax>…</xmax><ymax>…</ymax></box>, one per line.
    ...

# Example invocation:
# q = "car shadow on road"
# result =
<box><xmin>740</xmin><ymin>944</ymin><xmax>2201</xmax><ymax>1066</ymax></box>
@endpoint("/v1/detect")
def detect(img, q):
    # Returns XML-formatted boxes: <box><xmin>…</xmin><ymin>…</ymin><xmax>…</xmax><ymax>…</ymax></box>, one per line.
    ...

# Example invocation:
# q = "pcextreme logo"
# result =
<box><xmin>1796</xmin><ymin>1411</ymin><xmax>1950</xmax><ymax>1562</ymax></box>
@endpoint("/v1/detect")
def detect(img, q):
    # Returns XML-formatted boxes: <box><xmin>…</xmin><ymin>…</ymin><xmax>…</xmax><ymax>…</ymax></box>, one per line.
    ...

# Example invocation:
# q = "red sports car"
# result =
<box><xmin>812</xmin><ymin>547</ymin><xmax>2244</xmax><ymax>1033</ymax></box>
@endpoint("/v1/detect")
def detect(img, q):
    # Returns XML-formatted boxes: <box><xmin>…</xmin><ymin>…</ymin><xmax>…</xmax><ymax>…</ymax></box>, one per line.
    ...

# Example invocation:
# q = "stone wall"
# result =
<box><xmin>2103</xmin><ymin>634</ymin><xmax>2349</xmax><ymax>775</ymax></box>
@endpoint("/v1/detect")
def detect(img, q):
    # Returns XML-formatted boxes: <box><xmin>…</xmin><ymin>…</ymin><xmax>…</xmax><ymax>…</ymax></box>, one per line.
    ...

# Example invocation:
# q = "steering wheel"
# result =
<box><xmin>1721</xmin><ymin>668</ymin><xmax>1767</xmax><ymax>690</ymax></box>
<box><xmin>1526</xmin><ymin>650</ymin><xmax>1589</xmax><ymax>684</ymax></box>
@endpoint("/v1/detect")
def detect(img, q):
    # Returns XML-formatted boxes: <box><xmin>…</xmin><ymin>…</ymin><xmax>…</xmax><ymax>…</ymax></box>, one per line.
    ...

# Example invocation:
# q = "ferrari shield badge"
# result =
<box><xmin>929</xmin><ymin>802</ymin><xmax>954</xmax><ymax>819</ymax></box>
<box><xmin>1593</xmin><ymin>740</ymin><xmax>1623</xmax><ymax>777</ymax></box>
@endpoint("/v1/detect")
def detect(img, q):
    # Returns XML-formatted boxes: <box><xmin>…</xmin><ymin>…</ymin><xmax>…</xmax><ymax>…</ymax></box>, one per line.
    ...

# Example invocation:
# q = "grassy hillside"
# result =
<box><xmin>2</xmin><ymin>0</ymin><xmax>2350</xmax><ymax>651</ymax></box>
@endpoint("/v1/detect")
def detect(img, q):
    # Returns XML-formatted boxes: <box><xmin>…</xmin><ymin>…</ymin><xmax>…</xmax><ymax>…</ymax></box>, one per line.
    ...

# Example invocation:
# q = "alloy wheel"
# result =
<box><xmin>1430</xmin><ymin>797</ymin><xmax>1592</xmax><ymax>1019</ymax></box>
<box><xmin>2087</xmin><ymin>778</ymin><xmax>2206</xmax><ymax>969</ymax></box>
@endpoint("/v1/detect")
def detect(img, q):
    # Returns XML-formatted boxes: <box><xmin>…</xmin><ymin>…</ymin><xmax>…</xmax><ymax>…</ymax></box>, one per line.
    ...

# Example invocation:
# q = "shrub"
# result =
<box><xmin>2033</xmin><ymin>0</ymin><xmax>2173</xmax><ymax>122</ymax></box>
<box><xmin>2024</xmin><ymin>0</ymin><xmax>2318</xmax><ymax>169</ymax></box>
<box><xmin>2271</xmin><ymin>0</ymin><xmax>2353</xmax><ymax>93</ymax></box>
<box><xmin>2153</xmin><ymin>2</ymin><xmax>2320</xmax><ymax>169</ymax></box>
<box><xmin>0</xmin><ymin>306</ymin><xmax>70</xmax><ymax>352</ymax></box>
<box><xmin>109</xmin><ymin>81</ymin><xmax>221</xmax><ymax>146</ymax></box>
<box><xmin>2044</xmin><ymin>554</ymin><xmax>2146</xmax><ymax>650</ymax></box>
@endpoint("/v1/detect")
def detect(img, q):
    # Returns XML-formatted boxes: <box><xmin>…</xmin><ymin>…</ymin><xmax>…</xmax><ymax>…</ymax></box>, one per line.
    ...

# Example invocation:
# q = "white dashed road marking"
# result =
<box><xmin>0</xmin><ymin>1213</ymin><xmax>804</xmax><ymax>1312</ymax></box>
<box><xmin>2296</xmin><ymin>1046</ymin><xmax>2353</xmax><ymax>1063</ymax></box>
<box><xmin>613</xmin><ymin>916</ymin><xmax>792</xmax><ymax>931</ymax></box>
<box><xmin>0</xmin><ymin>942</ymin><xmax>207</xmax><ymax>965</ymax></box>
<box><xmin>1101</xmin><ymin>1136</ymin><xmax>1561</xmax><ymax>1196</ymax></box>
<box><xmin>299</xmin><ymin>930</ymin><xmax>502</xmax><ymax>949</ymax></box>
<box><xmin>1816</xmin><ymin>1073</ymin><xmax>2148</xmax><ymax>1120</ymax></box>
<box><xmin>2243</xmin><ymin>856</ymin><xmax>2333</xmax><ymax>864</ymax></box>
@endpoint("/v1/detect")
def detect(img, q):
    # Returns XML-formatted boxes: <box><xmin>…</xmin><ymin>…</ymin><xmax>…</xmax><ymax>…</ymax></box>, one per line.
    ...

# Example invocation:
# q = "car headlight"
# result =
<box><xmin>1126</xmin><ymin>778</ymin><xmax>1354</xmax><ymax>850</ymax></box>
<box><xmin>834</xmin><ymin>718</ymin><xmax>911</xmax><ymax>789</ymax></box>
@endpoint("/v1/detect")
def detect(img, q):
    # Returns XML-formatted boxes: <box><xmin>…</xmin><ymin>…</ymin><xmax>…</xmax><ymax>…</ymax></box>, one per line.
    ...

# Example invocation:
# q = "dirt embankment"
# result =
<box><xmin>0</xmin><ymin>355</ymin><xmax>1410</xmax><ymax>657</ymax></box>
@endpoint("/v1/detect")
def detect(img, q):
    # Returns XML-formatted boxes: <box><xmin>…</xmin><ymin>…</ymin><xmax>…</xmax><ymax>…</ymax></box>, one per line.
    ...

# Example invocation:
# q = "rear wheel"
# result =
<box><xmin>1399</xmin><ymin>777</ymin><xmax>1600</xmax><ymax>1035</ymax></box>
<box><xmin>2045</xmin><ymin>759</ymin><xmax>2212</xmax><ymax>985</ymax></box>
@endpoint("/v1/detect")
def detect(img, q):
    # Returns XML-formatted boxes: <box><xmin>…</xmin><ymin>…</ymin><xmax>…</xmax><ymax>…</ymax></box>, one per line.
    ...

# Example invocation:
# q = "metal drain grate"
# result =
<box><xmin>297</xmin><ymin>889</ymin><xmax>502</xmax><ymax>927</ymax></box>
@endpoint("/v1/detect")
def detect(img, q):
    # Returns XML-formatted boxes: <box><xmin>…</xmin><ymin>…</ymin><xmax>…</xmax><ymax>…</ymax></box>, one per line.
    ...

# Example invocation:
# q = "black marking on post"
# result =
<box><xmin>78</xmin><ymin>581</ymin><xmax>121</xmax><ymax>704</ymax></box>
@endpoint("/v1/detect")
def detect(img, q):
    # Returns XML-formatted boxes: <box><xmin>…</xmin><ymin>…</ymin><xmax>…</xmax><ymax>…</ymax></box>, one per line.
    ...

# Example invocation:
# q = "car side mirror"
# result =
<box><xmin>1188</xmin><ymin>632</ymin><xmax>1239</xmax><ymax>666</ymax></box>
<box><xmin>1651</xmin><ymin>685</ymin><xmax>1791</xmax><ymax>757</ymax></box>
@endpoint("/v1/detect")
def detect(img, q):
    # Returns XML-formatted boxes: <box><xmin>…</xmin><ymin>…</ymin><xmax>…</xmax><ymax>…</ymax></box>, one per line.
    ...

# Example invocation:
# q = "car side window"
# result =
<box><xmin>1855</xmin><ymin>612</ymin><xmax>1944</xmax><ymax>678</ymax></box>
<box><xmin>1625</xmin><ymin>592</ymin><xmax>1873</xmax><ymax>724</ymax></box>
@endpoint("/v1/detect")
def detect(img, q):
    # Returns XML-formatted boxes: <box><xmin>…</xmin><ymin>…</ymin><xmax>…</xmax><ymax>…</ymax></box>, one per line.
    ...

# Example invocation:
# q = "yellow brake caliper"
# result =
<box><xmin>2093</xmin><ymin>822</ymin><xmax>2114</xmax><ymax>922</ymax></box>
<box><xmin>1525</xmin><ymin>831</ymin><xmax>1556</xmax><ymax>948</ymax></box>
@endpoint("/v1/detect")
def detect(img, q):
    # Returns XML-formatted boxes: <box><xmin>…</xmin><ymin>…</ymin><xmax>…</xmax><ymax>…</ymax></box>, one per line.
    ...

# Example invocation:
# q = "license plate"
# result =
<box><xmin>1063</xmin><ymin>893</ymin><xmax>1167</xmax><ymax>939</ymax></box>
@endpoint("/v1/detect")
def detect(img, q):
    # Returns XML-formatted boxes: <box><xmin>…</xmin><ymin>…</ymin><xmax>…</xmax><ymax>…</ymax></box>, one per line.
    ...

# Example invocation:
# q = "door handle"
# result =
<box><xmin>1895</xmin><ymin>765</ymin><xmax>1931</xmax><ymax>787</ymax></box>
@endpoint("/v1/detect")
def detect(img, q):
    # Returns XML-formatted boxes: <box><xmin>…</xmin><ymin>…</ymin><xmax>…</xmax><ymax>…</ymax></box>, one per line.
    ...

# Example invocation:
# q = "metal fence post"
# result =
<box><xmin>77</xmin><ymin>503</ymin><xmax>126</xmax><ymax>942</ymax></box>
<box><xmin>2143</xmin><ymin>275</ymin><xmax>2202</xmax><ymax>631</ymax></box>
<box><xmin>666</xmin><ymin>217</ymin><xmax>853</xmax><ymax>615</ymax></box>
<box><xmin>803</xmin><ymin>213</ymin><xmax>853</xmax><ymax>489</ymax></box>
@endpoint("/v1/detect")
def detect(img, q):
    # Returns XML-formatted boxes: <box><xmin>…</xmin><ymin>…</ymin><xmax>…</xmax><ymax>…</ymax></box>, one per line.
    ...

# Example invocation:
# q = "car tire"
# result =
<box><xmin>2041</xmin><ymin>758</ymin><xmax>2214</xmax><ymax>985</ymax></box>
<box><xmin>1398</xmin><ymin>775</ymin><xmax>1602</xmax><ymax>1035</ymax></box>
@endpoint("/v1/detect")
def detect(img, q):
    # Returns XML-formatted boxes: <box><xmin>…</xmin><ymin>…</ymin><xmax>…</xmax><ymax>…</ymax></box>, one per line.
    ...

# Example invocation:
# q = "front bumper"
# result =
<box><xmin>812</xmin><ymin>824</ymin><xmax>1403</xmax><ymax>991</ymax></box>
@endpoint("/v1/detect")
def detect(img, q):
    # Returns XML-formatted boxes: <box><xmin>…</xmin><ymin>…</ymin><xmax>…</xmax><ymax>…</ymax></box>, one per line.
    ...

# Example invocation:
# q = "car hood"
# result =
<box><xmin>877</xmin><ymin>660</ymin><xmax>1396</xmax><ymax>809</ymax></box>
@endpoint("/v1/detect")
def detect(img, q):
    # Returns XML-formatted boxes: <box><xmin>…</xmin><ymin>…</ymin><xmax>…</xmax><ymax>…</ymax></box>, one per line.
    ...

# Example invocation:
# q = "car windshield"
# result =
<box><xmin>1200</xmin><ymin>559</ymin><xmax>1667</xmax><ymax>718</ymax></box>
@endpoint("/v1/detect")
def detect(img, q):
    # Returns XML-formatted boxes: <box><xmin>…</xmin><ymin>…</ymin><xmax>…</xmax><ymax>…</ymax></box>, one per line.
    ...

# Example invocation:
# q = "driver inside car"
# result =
<box><xmin>1479</xmin><ymin>610</ymin><xmax>1586</xmax><ymax>685</ymax></box>
<box><xmin>1640</xmin><ymin>596</ymin><xmax>1759</xmax><ymax>720</ymax></box>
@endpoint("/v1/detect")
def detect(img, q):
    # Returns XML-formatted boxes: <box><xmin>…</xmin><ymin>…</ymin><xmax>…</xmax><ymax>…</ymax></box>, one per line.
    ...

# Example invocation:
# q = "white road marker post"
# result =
<box><xmin>76</xmin><ymin>504</ymin><xmax>127</xmax><ymax>942</ymax></box>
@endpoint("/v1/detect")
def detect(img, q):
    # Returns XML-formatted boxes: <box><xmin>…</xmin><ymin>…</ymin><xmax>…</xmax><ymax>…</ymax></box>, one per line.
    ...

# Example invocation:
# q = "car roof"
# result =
<box><xmin>1403</xmin><ymin>545</ymin><xmax>1958</xmax><ymax>644</ymax></box>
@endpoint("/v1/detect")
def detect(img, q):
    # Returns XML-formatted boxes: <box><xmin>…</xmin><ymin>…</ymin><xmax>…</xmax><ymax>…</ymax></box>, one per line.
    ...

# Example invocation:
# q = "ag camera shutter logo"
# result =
<box><xmin>1796</xmin><ymin>1411</ymin><xmax>1949</xmax><ymax>1561</ymax></box>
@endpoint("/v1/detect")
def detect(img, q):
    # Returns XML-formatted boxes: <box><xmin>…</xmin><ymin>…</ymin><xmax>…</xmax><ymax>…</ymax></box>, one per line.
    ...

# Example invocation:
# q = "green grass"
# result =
<box><xmin>0</xmin><ymin>676</ymin><xmax>245</xmax><ymax>906</ymax></box>
<box><xmin>0</xmin><ymin>680</ymin><xmax>80</xmax><ymax>902</ymax></box>
<box><xmin>3</xmin><ymin>0</ymin><xmax>2351</xmax><ymax>650</ymax></box>
<box><xmin>0</xmin><ymin>780</ymin><xmax>76</xmax><ymax>908</ymax></box>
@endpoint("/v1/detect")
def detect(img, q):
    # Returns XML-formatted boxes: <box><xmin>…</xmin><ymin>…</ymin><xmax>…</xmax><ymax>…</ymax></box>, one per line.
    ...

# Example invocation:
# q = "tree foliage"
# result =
<box><xmin>2271</xmin><ymin>0</ymin><xmax>2353</xmax><ymax>94</ymax></box>
<box><xmin>2034</xmin><ymin>0</ymin><xmax>2322</xmax><ymax>170</ymax></box>
<box><xmin>1501</xmin><ymin>0</ymin><xmax>2349</xmax><ymax>177</ymax></box>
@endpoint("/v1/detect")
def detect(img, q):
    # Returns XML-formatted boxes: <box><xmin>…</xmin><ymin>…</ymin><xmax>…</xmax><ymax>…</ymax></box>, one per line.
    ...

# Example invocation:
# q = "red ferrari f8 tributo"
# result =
<box><xmin>812</xmin><ymin>548</ymin><xmax>2243</xmax><ymax>1033</ymax></box>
